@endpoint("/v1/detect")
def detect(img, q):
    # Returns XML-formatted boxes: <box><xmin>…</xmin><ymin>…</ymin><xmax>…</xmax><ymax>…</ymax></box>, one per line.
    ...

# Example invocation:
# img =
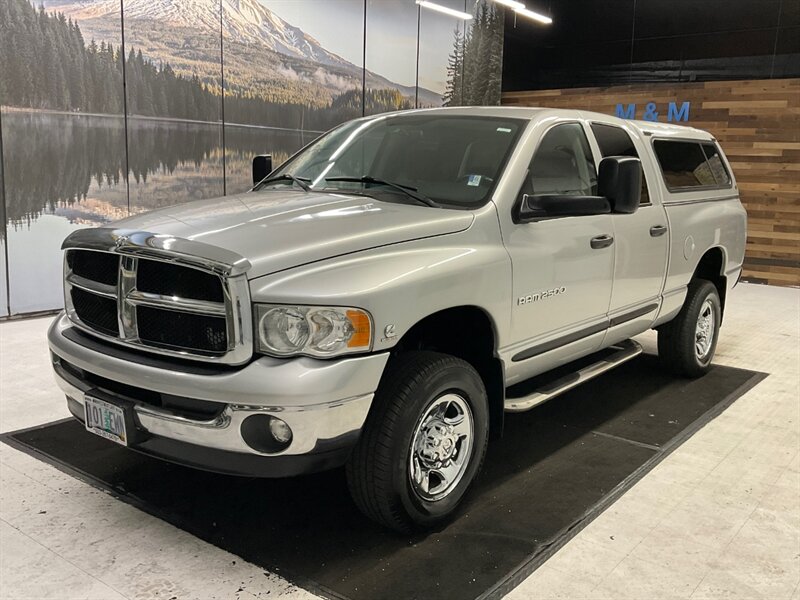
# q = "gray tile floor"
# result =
<box><xmin>1</xmin><ymin>282</ymin><xmax>798</xmax><ymax>600</ymax></box>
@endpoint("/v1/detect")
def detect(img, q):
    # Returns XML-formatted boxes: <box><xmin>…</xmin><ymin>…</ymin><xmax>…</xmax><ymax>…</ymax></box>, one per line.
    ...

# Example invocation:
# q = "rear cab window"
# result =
<box><xmin>653</xmin><ymin>139</ymin><xmax>732</xmax><ymax>191</ymax></box>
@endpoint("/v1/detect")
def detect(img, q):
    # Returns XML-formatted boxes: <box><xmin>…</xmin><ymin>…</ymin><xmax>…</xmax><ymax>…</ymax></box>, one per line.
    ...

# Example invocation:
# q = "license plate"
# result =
<box><xmin>84</xmin><ymin>396</ymin><xmax>128</xmax><ymax>446</ymax></box>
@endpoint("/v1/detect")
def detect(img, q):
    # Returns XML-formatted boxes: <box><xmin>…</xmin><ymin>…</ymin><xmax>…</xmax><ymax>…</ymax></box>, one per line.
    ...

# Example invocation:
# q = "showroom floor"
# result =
<box><xmin>1</xmin><ymin>282</ymin><xmax>798</xmax><ymax>600</ymax></box>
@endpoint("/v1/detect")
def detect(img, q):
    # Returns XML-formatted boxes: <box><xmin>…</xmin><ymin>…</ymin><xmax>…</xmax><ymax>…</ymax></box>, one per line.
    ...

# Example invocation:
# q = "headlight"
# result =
<box><xmin>255</xmin><ymin>304</ymin><xmax>372</xmax><ymax>357</ymax></box>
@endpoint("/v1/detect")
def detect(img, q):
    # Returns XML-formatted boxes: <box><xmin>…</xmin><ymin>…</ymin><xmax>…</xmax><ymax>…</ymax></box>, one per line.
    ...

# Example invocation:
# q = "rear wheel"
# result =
<box><xmin>346</xmin><ymin>351</ymin><xmax>489</xmax><ymax>532</ymax></box>
<box><xmin>658</xmin><ymin>279</ymin><xmax>721</xmax><ymax>378</ymax></box>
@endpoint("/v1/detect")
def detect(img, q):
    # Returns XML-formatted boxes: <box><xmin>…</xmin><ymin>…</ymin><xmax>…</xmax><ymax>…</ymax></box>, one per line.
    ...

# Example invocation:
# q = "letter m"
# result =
<box><xmin>668</xmin><ymin>101</ymin><xmax>690</xmax><ymax>122</ymax></box>
<box><xmin>615</xmin><ymin>103</ymin><xmax>636</xmax><ymax>119</ymax></box>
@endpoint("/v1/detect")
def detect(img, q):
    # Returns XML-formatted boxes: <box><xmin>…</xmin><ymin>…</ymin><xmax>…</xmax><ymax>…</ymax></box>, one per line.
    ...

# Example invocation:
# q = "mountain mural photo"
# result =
<box><xmin>34</xmin><ymin>0</ymin><xmax>441</xmax><ymax>127</ymax></box>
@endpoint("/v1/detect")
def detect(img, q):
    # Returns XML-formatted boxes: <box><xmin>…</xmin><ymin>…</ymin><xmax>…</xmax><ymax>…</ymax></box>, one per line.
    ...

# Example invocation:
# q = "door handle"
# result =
<box><xmin>650</xmin><ymin>224</ymin><xmax>668</xmax><ymax>237</ymax></box>
<box><xmin>590</xmin><ymin>234</ymin><xmax>614</xmax><ymax>249</ymax></box>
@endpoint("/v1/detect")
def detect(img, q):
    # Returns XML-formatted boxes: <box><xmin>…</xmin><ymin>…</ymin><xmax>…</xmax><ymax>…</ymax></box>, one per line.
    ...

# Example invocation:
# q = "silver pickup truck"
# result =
<box><xmin>49</xmin><ymin>107</ymin><xmax>746</xmax><ymax>532</ymax></box>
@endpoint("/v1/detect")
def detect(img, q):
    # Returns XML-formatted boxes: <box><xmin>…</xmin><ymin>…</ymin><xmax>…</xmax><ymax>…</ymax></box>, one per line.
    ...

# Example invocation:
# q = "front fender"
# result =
<box><xmin>248</xmin><ymin>214</ymin><xmax>511</xmax><ymax>354</ymax></box>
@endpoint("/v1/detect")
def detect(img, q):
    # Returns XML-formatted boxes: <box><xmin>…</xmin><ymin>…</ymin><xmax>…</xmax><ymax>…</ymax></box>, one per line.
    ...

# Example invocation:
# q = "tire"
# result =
<box><xmin>346</xmin><ymin>351</ymin><xmax>489</xmax><ymax>533</ymax></box>
<box><xmin>657</xmin><ymin>279</ymin><xmax>722</xmax><ymax>378</ymax></box>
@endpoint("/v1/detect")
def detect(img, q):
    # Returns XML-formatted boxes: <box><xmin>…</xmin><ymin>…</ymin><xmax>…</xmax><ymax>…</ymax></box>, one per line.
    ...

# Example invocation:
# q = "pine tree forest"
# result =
<box><xmin>443</xmin><ymin>2</ymin><xmax>504</xmax><ymax>107</ymax></box>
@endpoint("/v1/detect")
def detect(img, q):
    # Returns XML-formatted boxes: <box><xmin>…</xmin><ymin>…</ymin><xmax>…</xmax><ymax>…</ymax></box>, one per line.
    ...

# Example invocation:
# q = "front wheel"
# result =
<box><xmin>346</xmin><ymin>351</ymin><xmax>489</xmax><ymax>532</ymax></box>
<box><xmin>658</xmin><ymin>279</ymin><xmax>722</xmax><ymax>378</ymax></box>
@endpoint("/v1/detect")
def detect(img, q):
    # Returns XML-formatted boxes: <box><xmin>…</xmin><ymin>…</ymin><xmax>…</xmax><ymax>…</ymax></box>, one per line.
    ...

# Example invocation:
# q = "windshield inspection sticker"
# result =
<box><xmin>467</xmin><ymin>174</ymin><xmax>482</xmax><ymax>187</ymax></box>
<box><xmin>497</xmin><ymin>127</ymin><xmax>512</xmax><ymax>133</ymax></box>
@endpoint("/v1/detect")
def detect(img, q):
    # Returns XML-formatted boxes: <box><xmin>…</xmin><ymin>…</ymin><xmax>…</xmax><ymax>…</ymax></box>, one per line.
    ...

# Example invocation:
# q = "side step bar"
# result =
<box><xmin>504</xmin><ymin>339</ymin><xmax>643</xmax><ymax>413</ymax></box>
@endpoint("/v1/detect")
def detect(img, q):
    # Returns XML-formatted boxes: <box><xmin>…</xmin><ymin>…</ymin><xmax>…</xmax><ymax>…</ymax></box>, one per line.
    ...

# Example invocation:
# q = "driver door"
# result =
<box><xmin>501</xmin><ymin>120</ymin><xmax>614</xmax><ymax>384</ymax></box>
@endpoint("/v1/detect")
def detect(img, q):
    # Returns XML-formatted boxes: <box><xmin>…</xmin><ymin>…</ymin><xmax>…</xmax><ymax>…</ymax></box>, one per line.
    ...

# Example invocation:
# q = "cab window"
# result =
<box><xmin>653</xmin><ymin>140</ymin><xmax>731</xmax><ymax>190</ymax></box>
<box><xmin>522</xmin><ymin>123</ymin><xmax>597</xmax><ymax>197</ymax></box>
<box><xmin>590</xmin><ymin>123</ymin><xmax>650</xmax><ymax>204</ymax></box>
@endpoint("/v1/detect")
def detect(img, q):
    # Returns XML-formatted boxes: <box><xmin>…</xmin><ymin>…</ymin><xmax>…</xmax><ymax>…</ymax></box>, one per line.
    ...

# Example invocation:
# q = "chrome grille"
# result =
<box><xmin>62</xmin><ymin>229</ymin><xmax>252</xmax><ymax>365</ymax></box>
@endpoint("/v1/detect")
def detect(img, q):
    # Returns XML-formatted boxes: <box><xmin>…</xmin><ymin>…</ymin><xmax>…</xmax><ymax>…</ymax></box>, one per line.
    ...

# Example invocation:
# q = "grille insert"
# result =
<box><xmin>70</xmin><ymin>287</ymin><xmax>118</xmax><ymax>336</ymax></box>
<box><xmin>136</xmin><ymin>306</ymin><xmax>228</xmax><ymax>353</ymax></box>
<box><xmin>67</xmin><ymin>250</ymin><xmax>119</xmax><ymax>286</ymax></box>
<box><xmin>137</xmin><ymin>260</ymin><xmax>224</xmax><ymax>302</ymax></box>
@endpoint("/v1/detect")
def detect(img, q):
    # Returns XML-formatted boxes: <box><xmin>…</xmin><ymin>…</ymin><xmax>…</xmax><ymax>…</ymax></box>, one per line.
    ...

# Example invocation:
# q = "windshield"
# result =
<box><xmin>257</xmin><ymin>113</ymin><xmax>525</xmax><ymax>208</ymax></box>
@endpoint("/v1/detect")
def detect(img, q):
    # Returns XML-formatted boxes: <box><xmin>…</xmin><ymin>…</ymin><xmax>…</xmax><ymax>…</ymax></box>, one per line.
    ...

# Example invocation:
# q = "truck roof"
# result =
<box><xmin>398</xmin><ymin>106</ymin><xmax>715</xmax><ymax>141</ymax></box>
<box><xmin>623</xmin><ymin>119</ymin><xmax>714</xmax><ymax>141</ymax></box>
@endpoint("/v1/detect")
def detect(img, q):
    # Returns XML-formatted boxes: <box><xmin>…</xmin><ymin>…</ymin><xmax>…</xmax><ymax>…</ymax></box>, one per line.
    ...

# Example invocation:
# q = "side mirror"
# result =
<box><xmin>252</xmin><ymin>154</ymin><xmax>273</xmax><ymax>186</ymax></box>
<box><xmin>598</xmin><ymin>156</ymin><xmax>641</xmax><ymax>214</ymax></box>
<box><xmin>518</xmin><ymin>194</ymin><xmax>611</xmax><ymax>222</ymax></box>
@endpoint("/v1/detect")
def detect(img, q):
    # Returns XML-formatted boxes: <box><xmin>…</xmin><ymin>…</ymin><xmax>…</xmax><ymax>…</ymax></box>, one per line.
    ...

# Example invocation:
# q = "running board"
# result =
<box><xmin>504</xmin><ymin>339</ymin><xmax>643</xmax><ymax>413</ymax></box>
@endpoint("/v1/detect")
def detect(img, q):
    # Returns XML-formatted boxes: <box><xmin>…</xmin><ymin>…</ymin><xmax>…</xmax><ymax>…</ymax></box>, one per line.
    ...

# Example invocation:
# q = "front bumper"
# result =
<box><xmin>48</xmin><ymin>313</ymin><xmax>389</xmax><ymax>476</ymax></box>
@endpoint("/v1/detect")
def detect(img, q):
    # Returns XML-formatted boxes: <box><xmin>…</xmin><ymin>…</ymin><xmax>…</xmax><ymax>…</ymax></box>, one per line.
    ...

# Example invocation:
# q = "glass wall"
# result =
<box><xmin>0</xmin><ymin>0</ymin><xmax>504</xmax><ymax>316</ymax></box>
<box><xmin>365</xmin><ymin>1</ymin><xmax>419</xmax><ymax>116</ymax></box>
<box><xmin>0</xmin><ymin>110</ymin><xmax>7</xmax><ymax>317</ymax></box>
<box><xmin>0</xmin><ymin>0</ymin><xmax>128</xmax><ymax>313</ymax></box>
<box><xmin>124</xmin><ymin>0</ymin><xmax>225</xmax><ymax>215</ymax></box>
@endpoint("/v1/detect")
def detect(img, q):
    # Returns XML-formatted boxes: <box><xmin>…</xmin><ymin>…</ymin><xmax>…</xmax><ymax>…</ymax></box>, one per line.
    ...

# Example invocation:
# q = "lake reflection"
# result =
<box><xmin>1</xmin><ymin>109</ymin><xmax>315</xmax><ymax>314</ymax></box>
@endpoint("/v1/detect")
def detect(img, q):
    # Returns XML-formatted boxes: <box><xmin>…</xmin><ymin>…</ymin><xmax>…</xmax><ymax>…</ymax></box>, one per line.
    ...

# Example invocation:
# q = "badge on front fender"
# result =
<box><xmin>517</xmin><ymin>286</ymin><xmax>567</xmax><ymax>305</ymax></box>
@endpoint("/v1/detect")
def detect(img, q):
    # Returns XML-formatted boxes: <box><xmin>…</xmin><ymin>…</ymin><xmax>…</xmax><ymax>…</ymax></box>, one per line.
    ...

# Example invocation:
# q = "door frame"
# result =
<box><xmin>493</xmin><ymin>113</ymin><xmax>616</xmax><ymax>384</ymax></box>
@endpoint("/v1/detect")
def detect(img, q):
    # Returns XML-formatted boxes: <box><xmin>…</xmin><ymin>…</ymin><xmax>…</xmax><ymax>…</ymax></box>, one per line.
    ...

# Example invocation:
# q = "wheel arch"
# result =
<box><xmin>392</xmin><ymin>305</ymin><xmax>505</xmax><ymax>439</ymax></box>
<box><xmin>692</xmin><ymin>246</ymin><xmax>728</xmax><ymax>319</ymax></box>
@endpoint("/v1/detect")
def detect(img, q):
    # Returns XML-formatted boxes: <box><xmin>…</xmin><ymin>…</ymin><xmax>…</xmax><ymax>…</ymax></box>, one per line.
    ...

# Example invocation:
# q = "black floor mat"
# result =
<box><xmin>2</xmin><ymin>355</ymin><xmax>765</xmax><ymax>600</ymax></box>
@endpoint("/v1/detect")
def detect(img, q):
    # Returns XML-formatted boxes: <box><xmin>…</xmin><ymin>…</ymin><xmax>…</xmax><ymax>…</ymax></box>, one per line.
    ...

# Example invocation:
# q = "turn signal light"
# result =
<box><xmin>347</xmin><ymin>309</ymin><xmax>372</xmax><ymax>348</ymax></box>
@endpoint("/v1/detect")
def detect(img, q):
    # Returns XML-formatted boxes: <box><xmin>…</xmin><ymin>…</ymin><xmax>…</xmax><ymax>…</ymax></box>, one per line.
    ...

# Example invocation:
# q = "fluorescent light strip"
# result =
<box><xmin>514</xmin><ymin>6</ymin><xmax>552</xmax><ymax>24</ymax></box>
<box><xmin>415</xmin><ymin>0</ymin><xmax>473</xmax><ymax>20</ymax></box>
<box><xmin>492</xmin><ymin>0</ymin><xmax>525</xmax><ymax>10</ymax></box>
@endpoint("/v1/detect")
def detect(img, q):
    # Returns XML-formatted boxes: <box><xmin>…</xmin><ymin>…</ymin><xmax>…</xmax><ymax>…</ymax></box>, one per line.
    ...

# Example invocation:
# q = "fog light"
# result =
<box><xmin>241</xmin><ymin>414</ymin><xmax>293</xmax><ymax>453</ymax></box>
<box><xmin>268</xmin><ymin>417</ymin><xmax>292</xmax><ymax>444</ymax></box>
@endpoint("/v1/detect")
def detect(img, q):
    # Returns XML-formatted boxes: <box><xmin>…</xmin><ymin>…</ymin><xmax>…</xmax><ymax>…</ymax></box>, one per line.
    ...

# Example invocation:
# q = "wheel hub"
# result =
<box><xmin>695</xmin><ymin>298</ymin><xmax>715</xmax><ymax>360</ymax></box>
<box><xmin>416</xmin><ymin>421</ymin><xmax>461</xmax><ymax>466</ymax></box>
<box><xmin>409</xmin><ymin>393</ymin><xmax>474</xmax><ymax>502</ymax></box>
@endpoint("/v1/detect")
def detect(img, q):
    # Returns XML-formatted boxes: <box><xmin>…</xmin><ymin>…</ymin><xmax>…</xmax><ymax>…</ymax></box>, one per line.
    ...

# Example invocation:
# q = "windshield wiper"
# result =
<box><xmin>324</xmin><ymin>176</ymin><xmax>439</xmax><ymax>208</ymax></box>
<box><xmin>258</xmin><ymin>173</ymin><xmax>312</xmax><ymax>192</ymax></box>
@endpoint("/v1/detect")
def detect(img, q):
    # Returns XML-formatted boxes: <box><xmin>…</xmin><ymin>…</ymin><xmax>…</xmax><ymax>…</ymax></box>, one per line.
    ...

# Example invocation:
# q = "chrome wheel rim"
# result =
<box><xmin>409</xmin><ymin>393</ymin><xmax>474</xmax><ymax>503</ymax></box>
<box><xmin>695</xmin><ymin>298</ymin><xmax>715</xmax><ymax>361</ymax></box>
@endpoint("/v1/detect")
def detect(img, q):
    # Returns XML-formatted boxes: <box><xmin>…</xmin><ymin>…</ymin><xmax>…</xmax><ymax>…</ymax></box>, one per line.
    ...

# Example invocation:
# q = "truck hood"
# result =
<box><xmin>112</xmin><ymin>190</ymin><xmax>474</xmax><ymax>279</ymax></box>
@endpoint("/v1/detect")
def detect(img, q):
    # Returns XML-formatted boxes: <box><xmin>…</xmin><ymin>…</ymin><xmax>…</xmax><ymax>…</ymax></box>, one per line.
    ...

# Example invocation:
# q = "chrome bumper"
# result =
<box><xmin>48</xmin><ymin>314</ymin><xmax>388</xmax><ymax>468</ymax></box>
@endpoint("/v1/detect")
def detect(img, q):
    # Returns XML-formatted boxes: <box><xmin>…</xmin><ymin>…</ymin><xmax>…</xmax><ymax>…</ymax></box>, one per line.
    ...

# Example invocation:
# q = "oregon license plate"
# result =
<box><xmin>84</xmin><ymin>396</ymin><xmax>128</xmax><ymax>446</ymax></box>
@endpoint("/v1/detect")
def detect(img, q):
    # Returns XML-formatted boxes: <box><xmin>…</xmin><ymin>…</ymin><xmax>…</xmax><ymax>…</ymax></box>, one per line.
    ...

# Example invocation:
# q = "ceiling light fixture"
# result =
<box><xmin>514</xmin><ymin>6</ymin><xmax>553</xmax><ymax>24</ymax></box>
<box><xmin>492</xmin><ymin>0</ymin><xmax>525</xmax><ymax>10</ymax></box>
<box><xmin>415</xmin><ymin>0</ymin><xmax>473</xmax><ymax>20</ymax></box>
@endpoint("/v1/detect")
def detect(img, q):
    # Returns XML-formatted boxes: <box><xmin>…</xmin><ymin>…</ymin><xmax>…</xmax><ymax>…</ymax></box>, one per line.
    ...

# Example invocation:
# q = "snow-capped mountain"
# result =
<box><xmin>40</xmin><ymin>0</ymin><xmax>442</xmax><ymax>105</ymax></box>
<box><xmin>221</xmin><ymin>0</ymin><xmax>352</xmax><ymax>69</ymax></box>
<box><xmin>44</xmin><ymin>0</ymin><xmax>353</xmax><ymax>69</ymax></box>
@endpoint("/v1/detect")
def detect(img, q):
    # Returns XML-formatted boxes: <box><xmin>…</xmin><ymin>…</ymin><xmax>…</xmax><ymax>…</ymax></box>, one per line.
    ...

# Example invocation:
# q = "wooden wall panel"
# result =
<box><xmin>502</xmin><ymin>79</ymin><xmax>800</xmax><ymax>287</ymax></box>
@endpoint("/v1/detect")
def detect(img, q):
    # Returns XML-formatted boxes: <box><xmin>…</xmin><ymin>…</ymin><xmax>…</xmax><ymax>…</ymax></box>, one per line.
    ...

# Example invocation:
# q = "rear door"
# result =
<box><xmin>587</xmin><ymin>120</ymin><xmax>669</xmax><ymax>330</ymax></box>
